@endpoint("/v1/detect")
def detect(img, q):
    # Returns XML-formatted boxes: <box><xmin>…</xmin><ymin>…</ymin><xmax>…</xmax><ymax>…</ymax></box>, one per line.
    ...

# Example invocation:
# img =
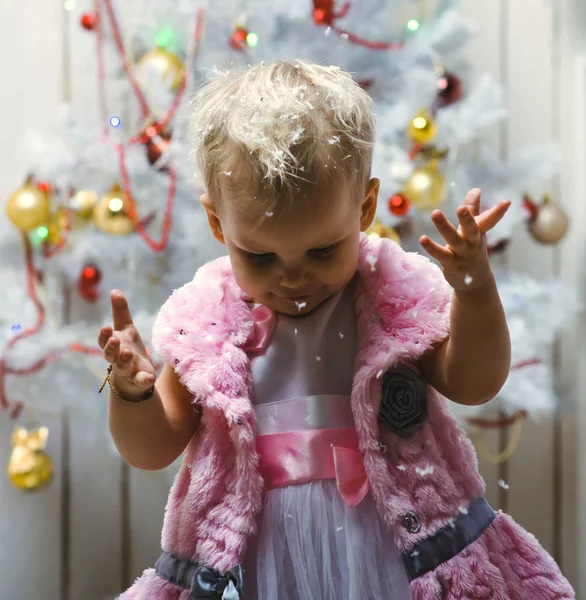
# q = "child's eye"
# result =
<box><xmin>244</xmin><ymin>251</ymin><xmax>275</xmax><ymax>264</ymax></box>
<box><xmin>308</xmin><ymin>244</ymin><xmax>338</xmax><ymax>258</ymax></box>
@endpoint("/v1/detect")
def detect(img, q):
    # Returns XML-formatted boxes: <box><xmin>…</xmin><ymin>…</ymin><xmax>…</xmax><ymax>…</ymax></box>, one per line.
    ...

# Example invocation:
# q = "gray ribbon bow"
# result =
<box><xmin>154</xmin><ymin>550</ymin><xmax>245</xmax><ymax>600</ymax></box>
<box><xmin>190</xmin><ymin>564</ymin><xmax>244</xmax><ymax>599</ymax></box>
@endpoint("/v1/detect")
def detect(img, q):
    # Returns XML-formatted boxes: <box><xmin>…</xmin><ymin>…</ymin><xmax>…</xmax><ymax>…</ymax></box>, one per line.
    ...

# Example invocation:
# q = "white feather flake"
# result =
<box><xmin>366</xmin><ymin>255</ymin><xmax>378</xmax><ymax>272</ymax></box>
<box><xmin>416</xmin><ymin>465</ymin><xmax>434</xmax><ymax>477</ymax></box>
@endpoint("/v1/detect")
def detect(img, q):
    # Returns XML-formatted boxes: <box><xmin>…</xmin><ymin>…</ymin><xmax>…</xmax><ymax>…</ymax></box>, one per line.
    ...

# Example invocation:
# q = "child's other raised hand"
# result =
<box><xmin>419</xmin><ymin>188</ymin><xmax>510</xmax><ymax>291</ymax></box>
<box><xmin>98</xmin><ymin>290</ymin><xmax>156</xmax><ymax>397</ymax></box>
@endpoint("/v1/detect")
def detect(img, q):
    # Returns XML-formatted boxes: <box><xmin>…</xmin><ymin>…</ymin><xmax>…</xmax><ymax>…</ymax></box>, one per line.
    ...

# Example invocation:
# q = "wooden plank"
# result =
<box><xmin>0</xmin><ymin>0</ymin><xmax>65</xmax><ymax>187</ymax></box>
<box><xmin>0</xmin><ymin>1</ymin><xmax>66</xmax><ymax>598</ymax></box>
<box><xmin>65</xmin><ymin>352</ymin><xmax>124</xmax><ymax>600</ymax></box>
<box><xmin>550</xmin><ymin>0</ymin><xmax>581</xmax><ymax>590</ymax></box>
<box><xmin>459</xmin><ymin>0</ymin><xmax>505</xmax><ymax>154</ymax></box>
<box><xmin>128</xmin><ymin>460</ymin><xmax>181</xmax><ymax>584</ymax></box>
<box><xmin>458</xmin><ymin>0</ymin><xmax>505</xmax><ymax>511</ymax></box>
<box><xmin>558</xmin><ymin>410</ymin><xmax>579</xmax><ymax>589</ymax></box>
<box><xmin>561</xmin><ymin>25</ymin><xmax>586</xmax><ymax>593</ymax></box>
<box><xmin>66</xmin><ymin>0</ymin><xmax>102</xmax><ymax>125</ymax></box>
<box><xmin>502</xmin><ymin>0</ymin><xmax>556</xmax><ymax>554</ymax></box>
<box><xmin>0</xmin><ymin>414</ymin><xmax>63</xmax><ymax>600</ymax></box>
<box><xmin>64</xmin><ymin>5</ymin><xmax>125</xmax><ymax>598</ymax></box>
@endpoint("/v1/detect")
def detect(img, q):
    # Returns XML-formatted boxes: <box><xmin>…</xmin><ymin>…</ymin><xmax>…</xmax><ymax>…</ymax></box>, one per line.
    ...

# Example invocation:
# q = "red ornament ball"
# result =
<box><xmin>437</xmin><ymin>72</ymin><xmax>463</xmax><ymax>107</ymax></box>
<box><xmin>37</xmin><ymin>181</ymin><xmax>52</xmax><ymax>193</ymax></box>
<box><xmin>143</xmin><ymin>124</ymin><xmax>172</xmax><ymax>169</ymax></box>
<box><xmin>78</xmin><ymin>264</ymin><xmax>101</xmax><ymax>303</ymax></box>
<box><xmin>313</xmin><ymin>1</ymin><xmax>335</xmax><ymax>26</ymax></box>
<box><xmin>147</xmin><ymin>138</ymin><xmax>171</xmax><ymax>168</ymax></box>
<box><xmin>388</xmin><ymin>194</ymin><xmax>411</xmax><ymax>217</ymax></box>
<box><xmin>81</xmin><ymin>264</ymin><xmax>102</xmax><ymax>286</ymax></box>
<box><xmin>229</xmin><ymin>27</ymin><xmax>249</xmax><ymax>51</ymax></box>
<box><xmin>80</xmin><ymin>13</ymin><xmax>96</xmax><ymax>31</ymax></box>
<box><xmin>79</xmin><ymin>284</ymin><xmax>98</xmax><ymax>303</ymax></box>
<box><xmin>313</xmin><ymin>8</ymin><xmax>331</xmax><ymax>25</ymax></box>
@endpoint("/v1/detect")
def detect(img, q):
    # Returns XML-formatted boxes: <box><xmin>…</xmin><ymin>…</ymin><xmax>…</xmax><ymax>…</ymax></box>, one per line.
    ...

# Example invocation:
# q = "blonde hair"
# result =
<box><xmin>190</xmin><ymin>59</ymin><xmax>375</xmax><ymax>217</ymax></box>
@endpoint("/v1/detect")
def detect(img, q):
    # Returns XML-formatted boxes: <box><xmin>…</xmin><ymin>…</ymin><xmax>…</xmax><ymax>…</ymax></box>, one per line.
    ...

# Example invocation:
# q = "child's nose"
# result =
<box><xmin>278</xmin><ymin>266</ymin><xmax>309</xmax><ymax>289</ymax></box>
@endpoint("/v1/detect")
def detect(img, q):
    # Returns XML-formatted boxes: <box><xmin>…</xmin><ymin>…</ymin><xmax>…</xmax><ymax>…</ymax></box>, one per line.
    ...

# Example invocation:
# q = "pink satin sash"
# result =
<box><xmin>255</xmin><ymin>394</ymin><xmax>355</xmax><ymax>435</ymax></box>
<box><xmin>256</xmin><ymin>427</ymin><xmax>370</xmax><ymax>508</ymax></box>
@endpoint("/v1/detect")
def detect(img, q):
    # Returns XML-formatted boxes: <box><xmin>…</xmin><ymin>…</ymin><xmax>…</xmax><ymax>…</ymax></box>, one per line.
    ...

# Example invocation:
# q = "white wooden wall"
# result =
<box><xmin>0</xmin><ymin>1</ymin><xmax>585</xmax><ymax>599</ymax></box>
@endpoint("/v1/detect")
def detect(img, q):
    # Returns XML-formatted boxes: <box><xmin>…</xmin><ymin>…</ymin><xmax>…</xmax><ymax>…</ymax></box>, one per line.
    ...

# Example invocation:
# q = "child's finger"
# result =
<box><xmin>431</xmin><ymin>211</ymin><xmax>465</xmax><ymax>251</ymax></box>
<box><xmin>477</xmin><ymin>201</ymin><xmax>511</xmax><ymax>233</ymax></box>
<box><xmin>119</xmin><ymin>349</ymin><xmax>133</xmax><ymax>363</ymax></box>
<box><xmin>419</xmin><ymin>236</ymin><xmax>453</xmax><ymax>262</ymax></box>
<box><xmin>110</xmin><ymin>290</ymin><xmax>135</xmax><ymax>331</ymax></box>
<box><xmin>134</xmin><ymin>371</ymin><xmax>156</xmax><ymax>388</ymax></box>
<box><xmin>98</xmin><ymin>326</ymin><xmax>113</xmax><ymax>350</ymax></box>
<box><xmin>463</xmin><ymin>188</ymin><xmax>482</xmax><ymax>217</ymax></box>
<box><xmin>456</xmin><ymin>206</ymin><xmax>481</xmax><ymax>243</ymax></box>
<box><xmin>103</xmin><ymin>336</ymin><xmax>121</xmax><ymax>363</ymax></box>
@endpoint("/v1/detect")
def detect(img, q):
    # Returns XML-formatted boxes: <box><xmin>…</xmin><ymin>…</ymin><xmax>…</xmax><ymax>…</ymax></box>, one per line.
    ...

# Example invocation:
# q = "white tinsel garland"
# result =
<box><xmin>0</xmin><ymin>0</ymin><xmax>575</xmax><ymax>425</ymax></box>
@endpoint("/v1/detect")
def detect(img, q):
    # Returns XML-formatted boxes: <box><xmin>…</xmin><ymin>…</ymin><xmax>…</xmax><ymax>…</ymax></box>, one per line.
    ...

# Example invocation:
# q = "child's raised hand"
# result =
<box><xmin>419</xmin><ymin>188</ymin><xmax>510</xmax><ymax>291</ymax></box>
<box><xmin>98</xmin><ymin>290</ymin><xmax>156</xmax><ymax>397</ymax></box>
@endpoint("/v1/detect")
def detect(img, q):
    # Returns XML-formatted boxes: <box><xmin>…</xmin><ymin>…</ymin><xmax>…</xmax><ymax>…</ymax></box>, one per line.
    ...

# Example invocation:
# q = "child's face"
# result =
<box><xmin>202</xmin><ymin>178</ymin><xmax>379</xmax><ymax>316</ymax></box>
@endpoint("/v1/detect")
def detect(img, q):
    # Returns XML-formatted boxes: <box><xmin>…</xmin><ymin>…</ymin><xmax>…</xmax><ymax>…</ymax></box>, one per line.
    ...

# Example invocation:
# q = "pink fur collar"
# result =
<box><xmin>136</xmin><ymin>234</ymin><xmax>575</xmax><ymax>598</ymax></box>
<box><xmin>151</xmin><ymin>235</ymin><xmax>454</xmax><ymax>569</ymax></box>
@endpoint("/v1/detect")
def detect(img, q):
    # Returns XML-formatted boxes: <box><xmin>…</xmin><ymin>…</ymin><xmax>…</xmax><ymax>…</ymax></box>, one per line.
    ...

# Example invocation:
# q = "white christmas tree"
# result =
<box><xmin>1</xmin><ymin>0</ymin><xmax>577</xmax><ymax>438</ymax></box>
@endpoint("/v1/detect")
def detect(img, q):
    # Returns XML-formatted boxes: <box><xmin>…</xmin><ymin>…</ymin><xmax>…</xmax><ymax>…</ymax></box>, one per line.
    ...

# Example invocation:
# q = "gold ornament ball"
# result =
<box><xmin>69</xmin><ymin>189</ymin><xmax>99</xmax><ymax>220</ymax></box>
<box><xmin>55</xmin><ymin>206</ymin><xmax>71</xmax><ymax>231</ymax></box>
<box><xmin>137</xmin><ymin>47</ymin><xmax>185</xmax><ymax>91</ymax></box>
<box><xmin>45</xmin><ymin>219</ymin><xmax>63</xmax><ymax>246</ymax></box>
<box><xmin>8</xmin><ymin>426</ymin><xmax>53</xmax><ymax>492</ymax></box>
<box><xmin>366</xmin><ymin>218</ymin><xmax>401</xmax><ymax>246</ymax></box>
<box><xmin>529</xmin><ymin>197</ymin><xmax>569</xmax><ymax>245</ymax></box>
<box><xmin>93</xmin><ymin>186</ymin><xmax>136</xmax><ymax>235</ymax></box>
<box><xmin>403</xmin><ymin>162</ymin><xmax>446</xmax><ymax>211</ymax></box>
<box><xmin>6</xmin><ymin>184</ymin><xmax>51</xmax><ymax>232</ymax></box>
<box><xmin>408</xmin><ymin>109</ymin><xmax>437</xmax><ymax>145</ymax></box>
<box><xmin>35</xmin><ymin>207</ymin><xmax>69</xmax><ymax>246</ymax></box>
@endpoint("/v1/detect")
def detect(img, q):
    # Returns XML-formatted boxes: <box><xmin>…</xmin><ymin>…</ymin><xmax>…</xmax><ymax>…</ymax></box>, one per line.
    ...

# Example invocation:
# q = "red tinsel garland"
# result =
<box><xmin>0</xmin><ymin>237</ymin><xmax>102</xmax><ymax>416</ymax></box>
<box><xmin>117</xmin><ymin>144</ymin><xmax>176</xmax><ymax>252</ymax></box>
<box><xmin>312</xmin><ymin>0</ymin><xmax>403</xmax><ymax>50</ymax></box>
<box><xmin>0</xmin><ymin>6</ymin><xmax>206</xmax><ymax>418</ymax></box>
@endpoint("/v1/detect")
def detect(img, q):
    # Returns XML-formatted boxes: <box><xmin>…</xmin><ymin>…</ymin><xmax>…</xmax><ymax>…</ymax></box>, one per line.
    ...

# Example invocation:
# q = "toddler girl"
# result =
<box><xmin>98</xmin><ymin>59</ymin><xmax>574</xmax><ymax>599</ymax></box>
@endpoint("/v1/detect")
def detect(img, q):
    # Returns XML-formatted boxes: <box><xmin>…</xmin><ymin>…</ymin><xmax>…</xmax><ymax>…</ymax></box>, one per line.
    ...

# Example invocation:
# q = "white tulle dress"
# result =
<box><xmin>243</xmin><ymin>281</ymin><xmax>413</xmax><ymax>600</ymax></box>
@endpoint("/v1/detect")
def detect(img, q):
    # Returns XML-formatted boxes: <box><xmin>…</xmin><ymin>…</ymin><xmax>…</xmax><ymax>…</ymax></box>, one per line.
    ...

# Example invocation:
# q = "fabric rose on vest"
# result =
<box><xmin>379</xmin><ymin>366</ymin><xmax>428</xmax><ymax>437</ymax></box>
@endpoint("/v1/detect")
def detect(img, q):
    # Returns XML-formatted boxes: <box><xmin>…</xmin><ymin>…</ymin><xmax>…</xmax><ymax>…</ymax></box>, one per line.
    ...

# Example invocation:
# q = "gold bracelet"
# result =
<box><xmin>98</xmin><ymin>364</ymin><xmax>155</xmax><ymax>403</ymax></box>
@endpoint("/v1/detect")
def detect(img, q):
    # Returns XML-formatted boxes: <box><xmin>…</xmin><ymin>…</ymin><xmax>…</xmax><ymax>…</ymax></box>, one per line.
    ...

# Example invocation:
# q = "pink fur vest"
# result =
<box><xmin>121</xmin><ymin>235</ymin><xmax>573</xmax><ymax>600</ymax></box>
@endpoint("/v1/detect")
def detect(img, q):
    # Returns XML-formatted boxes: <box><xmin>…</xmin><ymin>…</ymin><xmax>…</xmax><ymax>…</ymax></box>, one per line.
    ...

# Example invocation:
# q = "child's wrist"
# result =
<box><xmin>102</xmin><ymin>367</ymin><xmax>156</xmax><ymax>403</ymax></box>
<box><xmin>453</xmin><ymin>273</ymin><xmax>497</xmax><ymax>298</ymax></box>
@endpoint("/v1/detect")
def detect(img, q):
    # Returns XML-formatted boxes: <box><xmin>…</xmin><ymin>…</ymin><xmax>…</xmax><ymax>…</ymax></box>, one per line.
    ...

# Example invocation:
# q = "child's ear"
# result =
<box><xmin>360</xmin><ymin>178</ymin><xmax>380</xmax><ymax>231</ymax></box>
<box><xmin>200</xmin><ymin>194</ymin><xmax>225</xmax><ymax>245</ymax></box>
